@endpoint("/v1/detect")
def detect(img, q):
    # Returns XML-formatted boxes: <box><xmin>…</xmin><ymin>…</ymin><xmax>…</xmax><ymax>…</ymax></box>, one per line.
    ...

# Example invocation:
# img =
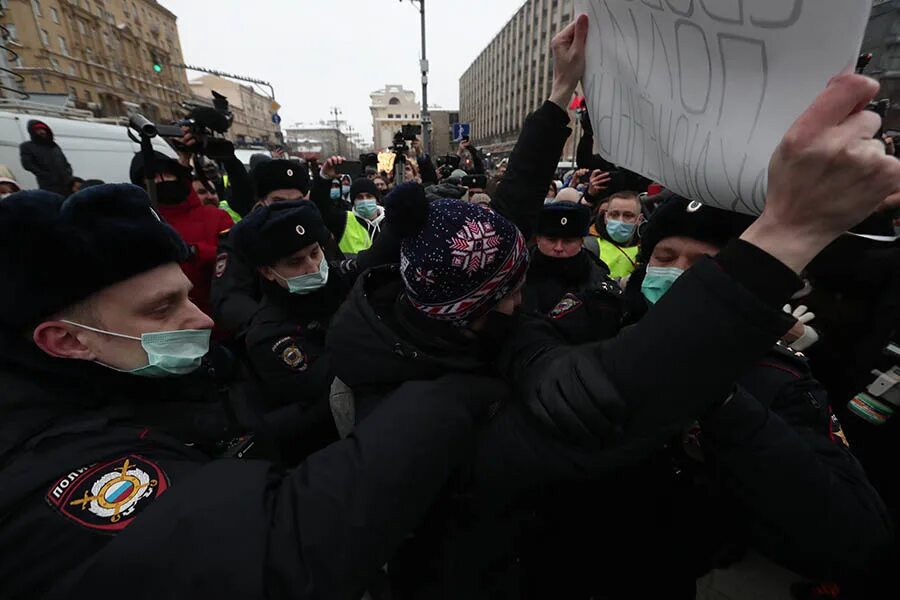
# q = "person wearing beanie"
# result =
<box><xmin>583</xmin><ymin>190</ymin><xmax>642</xmax><ymax>279</ymax></box>
<box><xmin>522</xmin><ymin>200</ymin><xmax>622</xmax><ymax>344</ymax></box>
<box><xmin>19</xmin><ymin>119</ymin><xmax>73</xmax><ymax>195</ymax></box>
<box><xmin>309</xmin><ymin>156</ymin><xmax>386</xmax><ymax>257</ymax></box>
<box><xmin>0</xmin><ymin>184</ymin><xmax>500</xmax><ymax>599</ymax></box>
<box><xmin>210</xmin><ymin>159</ymin><xmax>343</xmax><ymax>338</ymax></box>
<box><xmin>130</xmin><ymin>151</ymin><xmax>234</xmax><ymax>322</ymax></box>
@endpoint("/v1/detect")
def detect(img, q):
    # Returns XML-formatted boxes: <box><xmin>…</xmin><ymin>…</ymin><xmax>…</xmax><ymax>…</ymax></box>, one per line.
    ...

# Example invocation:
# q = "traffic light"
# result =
<box><xmin>151</xmin><ymin>52</ymin><xmax>162</xmax><ymax>73</ymax></box>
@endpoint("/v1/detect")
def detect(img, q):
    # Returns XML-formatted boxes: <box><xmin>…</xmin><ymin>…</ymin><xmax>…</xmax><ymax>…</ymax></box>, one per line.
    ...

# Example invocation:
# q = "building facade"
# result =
<box><xmin>284</xmin><ymin>121</ymin><xmax>361</xmax><ymax>162</ymax></box>
<box><xmin>862</xmin><ymin>0</ymin><xmax>900</xmax><ymax>130</ymax></box>
<box><xmin>0</xmin><ymin>0</ymin><xmax>190</xmax><ymax>121</ymax></box>
<box><xmin>459</xmin><ymin>0</ymin><xmax>575</xmax><ymax>158</ymax></box>
<box><xmin>370</xmin><ymin>84</ymin><xmax>421</xmax><ymax>152</ymax></box>
<box><xmin>189</xmin><ymin>74</ymin><xmax>281</xmax><ymax>146</ymax></box>
<box><xmin>429</xmin><ymin>108</ymin><xmax>459</xmax><ymax>157</ymax></box>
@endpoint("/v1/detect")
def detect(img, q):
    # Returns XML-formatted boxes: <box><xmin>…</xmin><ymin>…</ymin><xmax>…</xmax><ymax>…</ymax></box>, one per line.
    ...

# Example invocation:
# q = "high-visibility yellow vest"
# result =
<box><xmin>595</xmin><ymin>237</ymin><xmax>639</xmax><ymax>279</ymax></box>
<box><xmin>339</xmin><ymin>211</ymin><xmax>373</xmax><ymax>255</ymax></box>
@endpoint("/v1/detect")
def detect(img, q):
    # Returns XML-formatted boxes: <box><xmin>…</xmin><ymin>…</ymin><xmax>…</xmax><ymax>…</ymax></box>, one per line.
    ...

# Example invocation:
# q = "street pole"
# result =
<box><xmin>413</xmin><ymin>0</ymin><xmax>430</xmax><ymax>156</ymax></box>
<box><xmin>331</xmin><ymin>106</ymin><xmax>342</xmax><ymax>156</ymax></box>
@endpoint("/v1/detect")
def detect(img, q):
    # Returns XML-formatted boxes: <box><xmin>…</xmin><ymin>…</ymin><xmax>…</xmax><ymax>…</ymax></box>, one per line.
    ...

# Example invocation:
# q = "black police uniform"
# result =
<box><xmin>211</xmin><ymin>222</ymin><xmax>344</xmax><ymax>337</ymax></box>
<box><xmin>0</xmin><ymin>329</ymin><xmax>497</xmax><ymax>599</ymax></box>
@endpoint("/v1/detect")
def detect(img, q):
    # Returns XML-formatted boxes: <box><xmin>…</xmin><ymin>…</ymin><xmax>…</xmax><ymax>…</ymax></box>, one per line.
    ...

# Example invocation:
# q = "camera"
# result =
<box><xmin>128</xmin><ymin>91</ymin><xmax>234</xmax><ymax>160</ymax></box>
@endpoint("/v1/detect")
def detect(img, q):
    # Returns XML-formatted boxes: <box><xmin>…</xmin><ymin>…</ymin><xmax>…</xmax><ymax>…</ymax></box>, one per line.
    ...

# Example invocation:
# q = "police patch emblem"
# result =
<box><xmin>549</xmin><ymin>294</ymin><xmax>583</xmax><ymax>320</ymax></box>
<box><xmin>46</xmin><ymin>455</ymin><xmax>168</xmax><ymax>533</ymax></box>
<box><xmin>272</xmin><ymin>336</ymin><xmax>308</xmax><ymax>371</ymax></box>
<box><xmin>215</xmin><ymin>252</ymin><xmax>229</xmax><ymax>279</ymax></box>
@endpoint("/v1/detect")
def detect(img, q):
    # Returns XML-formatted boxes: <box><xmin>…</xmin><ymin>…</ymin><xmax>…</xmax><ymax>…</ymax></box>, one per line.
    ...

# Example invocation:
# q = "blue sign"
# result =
<box><xmin>452</xmin><ymin>122</ymin><xmax>471</xmax><ymax>141</ymax></box>
<box><xmin>272</xmin><ymin>113</ymin><xmax>282</xmax><ymax>125</ymax></box>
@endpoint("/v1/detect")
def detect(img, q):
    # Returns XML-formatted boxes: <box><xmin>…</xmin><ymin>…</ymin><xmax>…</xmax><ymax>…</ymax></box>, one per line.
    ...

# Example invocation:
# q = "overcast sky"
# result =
<box><xmin>159</xmin><ymin>0</ymin><xmax>526</xmax><ymax>145</ymax></box>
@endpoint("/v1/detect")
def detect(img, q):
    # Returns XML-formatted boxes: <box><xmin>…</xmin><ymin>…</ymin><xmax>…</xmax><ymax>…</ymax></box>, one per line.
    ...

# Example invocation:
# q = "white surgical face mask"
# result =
<box><xmin>61</xmin><ymin>321</ymin><xmax>210</xmax><ymax>377</ymax></box>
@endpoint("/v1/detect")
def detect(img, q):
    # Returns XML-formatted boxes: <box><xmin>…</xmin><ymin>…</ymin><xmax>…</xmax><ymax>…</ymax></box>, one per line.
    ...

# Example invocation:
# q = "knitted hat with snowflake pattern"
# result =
<box><xmin>385</xmin><ymin>184</ymin><xmax>528</xmax><ymax>327</ymax></box>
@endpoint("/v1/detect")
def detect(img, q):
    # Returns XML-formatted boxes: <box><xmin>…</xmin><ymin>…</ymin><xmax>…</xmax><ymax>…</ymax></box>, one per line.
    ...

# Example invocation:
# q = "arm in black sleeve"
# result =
<box><xmin>309</xmin><ymin>171</ymin><xmax>348</xmax><ymax>242</ymax></box>
<box><xmin>210</xmin><ymin>233</ymin><xmax>262</xmax><ymax>337</ymax></box>
<box><xmin>700</xmin><ymin>367</ymin><xmax>891</xmax><ymax>581</ymax></box>
<box><xmin>221</xmin><ymin>157</ymin><xmax>254</xmax><ymax>217</ymax></box>
<box><xmin>491</xmin><ymin>101</ymin><xmax>572</xmax><ymax>239</ymax></box>
<box><xmin>499</xmin><ymin>241</ymin><xmax>801</xmax><ymax>463</ymax></box>
<box><xmin>417</xmin><ymin>154</ymin><xmax>438</xmax><ymax>186</ymax></box>
<box><xmin>576</xmin><ymin>113</ymin><xmax>595</xmax><ymax>170</ymax></box>
<box><xmin>469</xmin><ymin>145</ymin><xmax>486</xmax><ymax>175</ymax></box>
<box><xmin>57</xmin><ymin>376</ymin><xmax>497</xmax><ymax>599</ymax></box>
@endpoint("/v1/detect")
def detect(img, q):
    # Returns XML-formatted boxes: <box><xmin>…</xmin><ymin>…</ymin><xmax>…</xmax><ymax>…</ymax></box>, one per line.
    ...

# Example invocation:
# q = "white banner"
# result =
<box><xmin>576</xmin><ymin>0</ymin><xmax>873</xmax><ymax>214</ymax></box>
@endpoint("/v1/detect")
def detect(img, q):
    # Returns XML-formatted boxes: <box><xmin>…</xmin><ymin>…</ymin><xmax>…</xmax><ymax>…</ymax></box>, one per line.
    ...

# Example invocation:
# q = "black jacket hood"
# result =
<box><xmin>27</xmin><ymin>119</ymin><xmax>54</xmax><ymax>144</ymax></box>
<box><xmin>325</xmin><ymin>265</ymin><xmax>488</xmax><ymax>392</ymax></box>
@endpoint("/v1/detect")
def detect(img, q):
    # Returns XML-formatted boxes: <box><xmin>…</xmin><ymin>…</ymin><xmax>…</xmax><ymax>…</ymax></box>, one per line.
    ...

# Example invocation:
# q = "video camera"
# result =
<box><xmin>391</xmin><ymin>124</ymin><xmax>422</xmax><ymax>154</ymax></box>
<box><xmin>128</xmin><ymin>90</ymin><xmax>235</xmax><ymax>160</ymax></box>
<box><xmin>436</xmin><ymin>153</ymin><xmax>461</xmax><ymax>180</ymax></box>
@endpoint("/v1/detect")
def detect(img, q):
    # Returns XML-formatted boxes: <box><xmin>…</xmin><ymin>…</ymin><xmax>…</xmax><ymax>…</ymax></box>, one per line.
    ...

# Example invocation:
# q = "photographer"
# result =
<box><xmin>129</xmin><ymin>151</ymin><xmax>234</xmax><ymax>321</ymax></box>
<box><xmin>456</xmin><ymin>136</ymin><xmax>485</xmax><ymax>175</ymax></box>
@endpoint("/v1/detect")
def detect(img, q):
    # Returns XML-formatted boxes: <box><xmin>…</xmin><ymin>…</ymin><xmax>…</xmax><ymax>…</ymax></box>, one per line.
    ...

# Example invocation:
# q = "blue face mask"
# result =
<box><xmin>341</xmin><ymin>184</ymin><xmax>351</xmax><ymax>197</ymax></box>
<box><xmin>273</xmin><ymin>254</ymin><xmax>329</xmax><ymax>295</ymax></box>
<box><xmin>61</xmin><ymin>321</ymin><xmax>211</xmax><ymax>377</ymax></box>
<box><xmin>606</xmin><ymin>220</ymin><xmax>636</xmax><ymax>244</ymax></box>
<box><xmin>354</xmin><ymin>198</ymin><xmax>379</xmax><ymax>219</ymax></box>
<box><xmin>330</xmin><ymin>188</ymin><xmax>342</xmax><ymax>201</ymax></box>
<box><xmin>640</xmin><ymin>266</ymin><xmax>685</xmax><ymax>304</ymax></box>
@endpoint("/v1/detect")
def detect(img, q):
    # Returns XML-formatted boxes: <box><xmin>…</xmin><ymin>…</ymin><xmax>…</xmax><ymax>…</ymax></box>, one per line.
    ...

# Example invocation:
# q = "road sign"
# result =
<box><xmin>271</xmin><ymin>100</ymin><xmax>281</xmax><ymax>112</ymax></box>
<box><xmin>272</xmin><ymin>113</ymin><xmax>282</xmax><ymax>125</ymax></box>
<box><xmin>452</xmin><ymin>122</ymin><xmax>471</xmax><ymax>141</ymax></box>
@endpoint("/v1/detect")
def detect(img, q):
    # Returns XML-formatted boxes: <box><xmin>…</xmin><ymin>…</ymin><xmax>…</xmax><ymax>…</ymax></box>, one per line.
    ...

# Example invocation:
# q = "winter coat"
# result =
<box><xmin>157</xmin><ymin>189</ymin><xmax>234</xmax><ymax>319</ymax></box>
<box><xmin>19</xmin><ymin>120</ymin><xmax>73</xmax><ymax>194</ymax></box>
<box><xmin>0</xmin><ymin>326</ymin><xmax>496</xmax><ymax>599</ymax></box>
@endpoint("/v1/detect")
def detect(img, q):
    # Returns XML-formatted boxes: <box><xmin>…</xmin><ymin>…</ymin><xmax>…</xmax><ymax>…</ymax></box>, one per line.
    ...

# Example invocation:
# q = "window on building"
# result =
<box><xmin>49</xmin><ymin>57</ymin><xmax>59</xmax><ymax>71</ymax></box>
<box><xmin>69</xmin><ymin>86</ymin><xmax>77</xmax><ymax>98</ymax></box>
<box><xmin>59</xmin><ymin>36</ymin><xmax>68</xmax><ymax>55</ymax></box>
<box><xmin>5</xmin><ymin>24</ymin><xmax>17</xmax><ymax>42</ymax></box>
<box><xmin>102</xmin><ymin>32</ymin><xmax>109</xmax><ymax>46</ymax></box>
<box><xmin>68</xmin><ymin>64</ymin><xmax>76</xmax><ymax>75</ymax></box>
<box><xmin>31</xmin><ymin>0</ymin><xmax>41</xmax><ymax>17</ymax></box>
<box><xmin>81</xmin><ymin>0</ymin><xmax>90</xmax><ymax>11</ymax></box>
<box><xmin>388</xmin><ymin>97</ymin><xmax>400</xmax><ymax>105</ymax></box>
<box><xmin>85</xmin><ymin>89</ymin><xmax>92</xmax><ymax>101</ymax></box>
<box><xmin>39</xmin><ymin>29</ymin><xmax>49</xmax><ymax>46</ymax></box>
<box><xmin>50</xmin><ymin>6</ymin><xmax>60</xmax><ymax>23</ymax></box>
<box><xmin>387</xmin><ymin>113</ymin><xmax>394</xmax><ymax>119</ymax></box>
<box><xmin>78</xmin><ymin>20</ymin><xmax>86</xmax><ymax>35</ymax></box>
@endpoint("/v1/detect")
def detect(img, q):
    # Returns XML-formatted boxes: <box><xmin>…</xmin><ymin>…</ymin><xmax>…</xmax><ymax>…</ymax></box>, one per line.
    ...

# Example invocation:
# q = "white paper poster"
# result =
<box><xmin>575</xmin><ymin>0</ymin><xmax>873</xmax><ymax>214</ymax></box>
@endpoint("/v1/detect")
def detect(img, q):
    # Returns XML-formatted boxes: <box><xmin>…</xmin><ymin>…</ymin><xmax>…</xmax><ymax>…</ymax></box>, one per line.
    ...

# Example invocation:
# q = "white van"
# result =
<box><xmin>0</xmin><ymin>105</ymin><xmax>177</xmax><ymax>190</ymax></box>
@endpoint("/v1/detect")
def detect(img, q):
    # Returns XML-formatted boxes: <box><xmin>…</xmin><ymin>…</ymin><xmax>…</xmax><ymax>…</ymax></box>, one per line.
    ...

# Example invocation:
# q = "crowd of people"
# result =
<box><xmin>1</xmin><ymin>13</ymin><xmax>899</xmax><ymax>600</ymax></box>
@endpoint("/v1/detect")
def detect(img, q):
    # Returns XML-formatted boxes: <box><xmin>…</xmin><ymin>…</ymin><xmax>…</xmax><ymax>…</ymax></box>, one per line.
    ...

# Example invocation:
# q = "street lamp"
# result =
<box><xmin>401</xmin><ymin>0</ymin><xmax>430</xmax><ymax>156</ymax></box>
<box><xmin>331</xmin><ymin>106</ymin><xmax>342</xmax><ymax>155</ymax></box>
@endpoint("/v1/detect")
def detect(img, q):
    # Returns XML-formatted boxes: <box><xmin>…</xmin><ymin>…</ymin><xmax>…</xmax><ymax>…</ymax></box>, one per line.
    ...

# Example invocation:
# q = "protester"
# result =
<box><xmin>129</xmin><ymin>151</ymin><xmax>233</xmax><ymax>320</ymax></box>
<box><xmin>19</xmin><ymin>120</ymin><xmax>73</xmax><ymax>195</ymax></box>
<box><xmin>68</xmin><ymin>176</ymin><xmax>85</xmax><ymax>195</ymax></box>
<box><xmin>373</xmin><ymin>175</ymin><xmax>389</xmax><ymax>194</ymax></box>
<box><xmin>0</xmin><ymin>184</ymin><xmax>498</xmax><ymax>599</ymax></box>
<box><xmin>545</xmin><ymin>181</ymin><xmax>557</xmax><ymax>202</ymax></box>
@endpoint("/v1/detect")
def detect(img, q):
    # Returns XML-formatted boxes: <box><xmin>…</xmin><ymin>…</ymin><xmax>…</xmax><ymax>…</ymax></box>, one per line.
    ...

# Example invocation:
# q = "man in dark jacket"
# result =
<box><xmin>19</xmin><ymin>120</ymin><xmax>73</xmax><ymax>195</ymax></box>
<box><xmin>512</xmin><ymin>197</ymin><xmax>891</xmax><ymax>598</ymax></box>
<box><xmin>0</xmin><ymin>184</ymin><xmax>497</xmax><ymax>599</ymax></box>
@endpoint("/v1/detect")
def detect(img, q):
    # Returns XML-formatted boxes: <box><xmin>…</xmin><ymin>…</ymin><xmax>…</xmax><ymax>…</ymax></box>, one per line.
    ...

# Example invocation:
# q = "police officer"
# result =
<box><xmin>0</xmin><ymin>184</ymin><xmax>498</xmax><ymax>599</ymax></box>
<box><xmin>211</xmin><ymin>159</ymin><xmax>343</xmax><ymax>337</ymax></box>
<box><xmin>523</xmin><ymin>200</ymin><xmax>621</xmax><ymax>344</ymax></box>
<box><xmin>231</xmin><ymin>202</ymin><xmax>360</xmax><ymax>455</ymax></box>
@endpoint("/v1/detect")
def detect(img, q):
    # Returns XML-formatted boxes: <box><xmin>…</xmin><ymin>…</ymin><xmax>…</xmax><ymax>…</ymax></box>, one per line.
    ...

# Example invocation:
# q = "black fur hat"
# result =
<box><xmin>253</xmin><ymin>160</ymin><xmax>310</xmax><ymax>199</ymax></box>
<box><xmin>231</xmin><ymin>201</ymin><xmax>328</xmax><ymax>267</ymax></box>
<box><xmin>0</xmin><ymin>184</ymin><xmax>188</xmax><ymax>331</ymax></box>
<box><xmin>536</xmin><ymin>201</ymin><xmax>591</xmax><ymax>238</ymax></box>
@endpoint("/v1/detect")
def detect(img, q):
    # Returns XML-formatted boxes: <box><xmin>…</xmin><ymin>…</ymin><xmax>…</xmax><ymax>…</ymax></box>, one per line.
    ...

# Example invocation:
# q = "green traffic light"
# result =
<box><xmin>153</xmin><ymin>64</ymin><xmax>162</xmax><ymax>73</ymax></box>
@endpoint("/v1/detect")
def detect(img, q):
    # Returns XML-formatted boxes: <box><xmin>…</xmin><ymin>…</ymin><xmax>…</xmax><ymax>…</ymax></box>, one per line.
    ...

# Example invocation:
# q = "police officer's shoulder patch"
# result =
<box><xmin>215</xmin><ymin>252</ymin><xmax>229</xmax><ymax>279</ymax></box>
<box><xmin>549</xmin><ymin>294</ymin><xmax>583</xmax><ymax>320</ymax></box>
<box><xmin>272</xmin><ymin>336</ymin><xmax>308</xmax><ymax>372</ymax></box>
<box><xmin>829</xmin><ymin>411</ymin><xmax>850</xmax><ymax>449</ymax></box>
<box><xmin>45</xmin><ymin>455</ymin><xmax>168</xmax><ymax>534</ymax></box>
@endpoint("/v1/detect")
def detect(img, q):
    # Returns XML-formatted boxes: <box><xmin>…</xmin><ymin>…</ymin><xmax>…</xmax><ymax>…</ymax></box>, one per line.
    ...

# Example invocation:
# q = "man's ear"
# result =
<box><xmin>258</xmin><ymin>266</ymin><xmax>277</xmax><ymax>283</ymax></box>
<box><xmin>32</xmin><ymin>321</ymin><xmax>96</xmax><ymax>360</ymax></box>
